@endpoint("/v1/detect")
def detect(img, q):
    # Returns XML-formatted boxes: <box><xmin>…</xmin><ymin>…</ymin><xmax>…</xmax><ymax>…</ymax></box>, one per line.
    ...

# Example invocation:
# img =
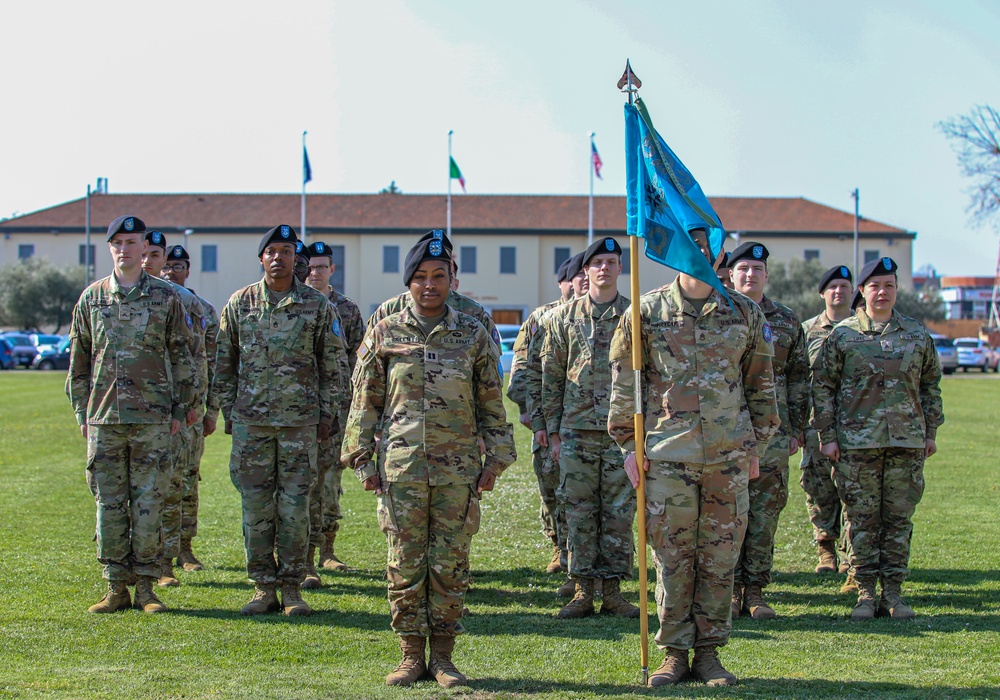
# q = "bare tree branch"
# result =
<box><xmin>938</xmin><ymin>104</ymin><xmax>1000</xmax><ymax>229</ymax></box>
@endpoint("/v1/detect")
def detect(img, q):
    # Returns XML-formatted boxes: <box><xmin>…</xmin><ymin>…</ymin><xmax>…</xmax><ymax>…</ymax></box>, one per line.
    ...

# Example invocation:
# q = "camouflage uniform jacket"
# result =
<box><xmin>369</xmin><ymin>289</ymin><xmax>502</xmax><ymax>350</ymax></box>
<box><xmin>506</xmin><ymin>298</ymin><xmax>562</xmax><ymax>414</ymax></box>
<box><xmin>169</xmin><ymin>281</ymin><xmax>208</xmax><ymax>408</ymax></box>
<box><xmin>802</xmin><ymin>311</ymin><xmax>839</xmax><ymax>366</ymax></box>
<box><xmin>192</xmin><ymin>291</ymin><xmax>221</xmax><ymax>422</ymax></box>
<box><xmin>607</xmin><ymin>281</ymin><xmax>780</xmax><ymax>464</ymax></box>
<box><xmin>759</xmin><ymin>296</ymin><xmax>809</xmax><ymax>438</ymax></box>
<box><xmin>66</xmin><ymin>271</ymin><xmax>196</xmax><ymax>425</ymax></box>
<box><xmin>812</xmin><ymin>309</ymin><xmax>944</xmax><ymax>450</ymax></box>
<box><xmin>342</xmin><ymin>306</ymin><xmax>516</xmax><ymax>486</ymax></box>
<box><xmin>215</xmin><ymin>277</ymin><xmax>346</xmax><ymax>429</ymax></box>
<box><xmin>541</xmin><ymin>292</ymin><xmax>630</xmax><ymax>435</ymax></box>
<box><xmin>327</xmin><ymin>287</ymin><xmax>365</xmax><ymax>374</ymax></box>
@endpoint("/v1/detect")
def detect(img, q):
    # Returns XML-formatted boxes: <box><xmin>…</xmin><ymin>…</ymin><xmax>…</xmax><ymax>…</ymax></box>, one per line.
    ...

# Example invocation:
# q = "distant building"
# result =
<box><xmin>0</xmin><ymin>193</ymin><xmax>915</xmax><ymax>321</ymax></box>
<box><xmin>938</xmin><ymin>276</ymin><xmax>996</xmax><ymax>321</ymax></box>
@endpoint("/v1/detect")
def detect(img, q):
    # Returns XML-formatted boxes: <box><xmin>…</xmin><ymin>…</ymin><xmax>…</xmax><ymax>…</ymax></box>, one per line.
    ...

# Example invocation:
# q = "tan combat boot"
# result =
<box><xmin>88</xmin><ymin>581</ymin><xmax>131</xmax><ymax>613</ymax></box>
<box><xmin>158</xmin><ymin>559</ymin><xmax>180</xmax><ymax>587</ymax></box>
<box><xmin>177</xmin><ymin>538</ymin><xmax>203</xmax><ymax>572</ymax></box>
<box><xmin>599</xmin><ymin>578</ymin><xmax>640</xmax><ymax>618</ymax></box>
<box><xmin>545</xmin><ymin>541</ymin><xmax>562</xmax><ymax>574</ymax></box>
<box><xmin>319</xmin><ymin>532</ymin><xmax>347</xmax><ymax>571</ymax></box>
<box><xmin>731</xmin><ymin>584</ymin><xmax>743</xmax><ymax>620</ymax></box>
<box><xmin>428</xmin><ymin>636</ymin><xmax>467</xmax><ymax>688</ymax></box>
<box><xmin>840</xmin><ymin>572</ymin><xmax>859</xmax><ymax>594</ymax></box>
<box><xmin>879</xmin><ymin>581</ymin><xmax>916</xmax><ymax>619</ymax></box>
<box><xmin>134</xmin><ymin>576</ymin><xmax>168</xmax><ymax>613</ymax></box>
<box><xmin>241</xmin><ymin>583</ymin><xmax>280</xmax><ymax>615</ymax></box>
<box><xmin>648</xmin><ymin>648</ymin><xmax>689</xmax><ymax>686</ymax></box>
<box><xmin>385</xmin><ymin>636</ymin><xmax>426</xmax><ymax>686</ymax></box>
<box><xmin>851</xmin><ymin>579</ymin><xmax>878</xmax><ymax>620</ymax></box>
<box><xmin>302</xmin><ymin>547</ymin><xmax>322</xmax><ymax>590</ymax></box>
<box><xmin>556</xmin><ymin>578</ymin><xmax>576</xmax><ymax>598</ymax></box>
<box><xmin>557</xmin><ymin>578</ymin><xmax>595</xmax><ymax>619</ymax></box>
<box><xmin>816</xmin><ymin>540</ymin><xmax>838</xmax><ymax>573</ymax></box>
<box><xmin>281</xmin><ymin>583</ymin><xmax>312</xmax><ymax>616</ymax></box>
<box><xmin>691</xmin><ymin>645</ymin><xmax>738</xmax><ymax>686</ymax></box>
<box><xmin>743</xmin><ymin>585</ymin><xmax>776</xmax><ymax>619</ymax></box>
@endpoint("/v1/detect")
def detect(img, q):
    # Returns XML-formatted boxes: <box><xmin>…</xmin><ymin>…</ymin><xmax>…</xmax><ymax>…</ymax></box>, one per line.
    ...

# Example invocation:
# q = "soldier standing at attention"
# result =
<box><xmin>812</xmin><ymin>257</ymin><xmax>943</xmax><ymax>620</ymax></box>
<box><xmin>506</xmin><ymin>253</ymin><xmax>576</xmax><ymax>578</ymax></box>
<box><xmin>162</xmin><ymin>244</ymin><xmax>220</xmax><ymax>573</ymax></box>
<box><xmin>800</xmin><ymin>265</ymin><xmax>855</xmax><ymax>584</ymax></box>
<box><xmin>301</xmin><ymin>240</ymin><xmax>364</xmax><ymax>584</ymax></box>
<box><xmin>608</xmin><ymin>229</ymin><xmax>779</xmax><ymax>687</ymax></box>
<box><xmin>342</xmin><ymin>237</ymin><xmax>515</xmax><ymax>688</ymax></box>
<box><xmin>67</xmin><ymin>215</ymin><xmax>197</xmax><ymax>614</ymax></box>
<box><xmin>215</xmin><ymin>224</ymin><xmax>346</xmax><ymax>617</ymax></box>
<box><xmin>728</xmin><ymin>242</ymin><xmax>809</xmax><ymax>620</ymax></box>
<box><xmin>541</xmin><ymin>237</ymin><xmax>638</xmax><ymax>619</ymax></box>
<box><xmin>139</xmin><ymin>232</ymin><xmax>208</xmax><ymax>589</ymax></box>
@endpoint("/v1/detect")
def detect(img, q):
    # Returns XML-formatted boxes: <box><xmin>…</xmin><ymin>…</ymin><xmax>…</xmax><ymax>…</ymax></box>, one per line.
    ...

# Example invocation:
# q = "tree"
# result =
<box><xmin>938</xmin><ymin>105</ymin><xmax>1000</xmax><ymax>229</ymax></box>
<box><xmin>379</xmin><ymin>180</ymin><xmax>402</xmax><ymax>194</ymax></box>
<box><xmin>0</xmin><ymin>258</ymin><xmax>86</xmax><ymax>333</ymax></box>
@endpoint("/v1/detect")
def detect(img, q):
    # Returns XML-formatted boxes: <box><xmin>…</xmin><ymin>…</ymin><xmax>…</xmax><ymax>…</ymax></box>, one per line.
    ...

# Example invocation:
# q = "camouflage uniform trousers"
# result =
<box><xmin>833</xmin><ymin>447</ymin><xmax>925</xmax><ymax>585</ymax></box>
<box><xmin>377</xmin><ymin>481</ymin><xmax>481</xmax><ymax>638</ymax></box>
<box><xmin>161</xmin><ymin>425</ymin><xmax>192</xmax><ymax>561</ymax></box>
<box><xmin>734</xmin><ymin>437</ymin><xmax>790</xmax><ymax>589</ymax></box>
<box><xmin>309</xmin><ymin>435</ymin><xmax>344</xmax><ymax>547</ymax></box>
<box><xmin>181</xmin><ymin>421</ymin><xmax>205</xmax><ymax>541</ymax></box>
<box><xmin>557</xmin><ymin>429</ymin><xmax>635</xmax><ymax>580</ymax></box>
<box><xmin>800</xmin><ymin>430</ymin><xmax>851</xmax><ymax>560</ymax></box>
<box><xmin>647</xmin><ymin>458</ymin><xmax>749</xmax><ymax>650</ymax></box>
<box><xmin>86</xmin><ymin>423</ymin><xmax>172</xmax><ymax>581</ymax></box>
<box><xmin>228</xmin><ymin>423</ymin><xmax>317</xmax><ymax>584</ymax></box>
<box><xmin>532</xmin><ymin>439</ymin><xmax>565</xmax><ymax>561</ymax></box>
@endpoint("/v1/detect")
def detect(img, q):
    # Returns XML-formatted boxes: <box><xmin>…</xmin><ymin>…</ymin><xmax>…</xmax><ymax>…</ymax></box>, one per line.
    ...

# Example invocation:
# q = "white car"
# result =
<box><xmin>954</xmin><ymin>337</ymin><xmax>998</xmax><ymax>373</ymax></box>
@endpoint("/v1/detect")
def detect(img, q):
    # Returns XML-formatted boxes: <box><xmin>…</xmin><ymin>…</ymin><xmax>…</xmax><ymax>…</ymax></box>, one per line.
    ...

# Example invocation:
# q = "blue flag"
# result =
<box><xmin>303</xmin><ymin>145</ymin><xmax>313</xmax><ymax>185</ymax></box>
<box><xmin>625</xmin><ymin>98</ymin><xmax>729</xmax><ymax>302</ymax></box>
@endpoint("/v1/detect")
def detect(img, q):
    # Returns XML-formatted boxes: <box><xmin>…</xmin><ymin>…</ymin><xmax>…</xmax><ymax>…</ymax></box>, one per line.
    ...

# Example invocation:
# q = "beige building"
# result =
<box><xmin>0</xmin><ymin>193</ymin><xmax>914</xmax><ymax>321</ymax></box>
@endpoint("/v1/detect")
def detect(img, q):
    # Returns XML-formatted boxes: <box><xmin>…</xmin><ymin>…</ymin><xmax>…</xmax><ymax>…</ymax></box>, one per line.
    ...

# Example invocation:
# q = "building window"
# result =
<box><xmin>79</xmin><ymin>244</ymin><xmax>95</xmax><ymax>267</ymax></box>
<box><xmin>804</xmin><ymin>249</ymin><xmax>820</xmax><ymax>262</ymax></box>
<box><xmin>554</xmin><ymin>247</ymin><xmax>571</xmax><ymax>274</ymax></box>
<box><xmin>500</xmin><ymin>246</ymin><xmax>516</xmax><ymax>274</ymax></box>
<box><xmin>460</xmin><ymin>246</ymin><xmax>477</xmax><ymax>274</ymax></box>
<box><xmin>328</xmin><ymin>245</ymin><xmax>346</xmax><ymax>293</ymax></box>
<box><xmin>864</xmin><ymin>250</ymin><xmax>880</xmax><ymax>264</ymax></box>
<box><xmin>383</xmin><ymin>245</ymin><xmax>399</xmax><ymax>273</ymax></box>
<box><xmin>18</xmin><ymin>244</ymin><xmax>34</xmax><ymax>260</ymax></box>
<box><xmin>201</xmin><ymin>244</ymin><xmax>218</xmax><ymax>272</ymax></box>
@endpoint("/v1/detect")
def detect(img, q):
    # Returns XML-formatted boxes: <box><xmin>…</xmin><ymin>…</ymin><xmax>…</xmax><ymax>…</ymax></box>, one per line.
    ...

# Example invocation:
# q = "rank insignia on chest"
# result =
<box><xmin>881</xmin><ymin>339</ymin><xmax>893</xmax><ymax>352</ymax></box>
<box><xmin>119</xmin><ymin>307</ymin><xmax>131</xmax><ymax>321</ymax></box>
<box><xmin>426</xmin><ymin>350</ymin><xmax>438</xmax><ymax>362</ymax></box>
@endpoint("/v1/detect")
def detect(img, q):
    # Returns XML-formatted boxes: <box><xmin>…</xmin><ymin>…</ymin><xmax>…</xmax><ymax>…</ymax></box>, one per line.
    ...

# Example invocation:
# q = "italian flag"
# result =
<box><xmin>450</xmin><ymin>156</ymin><xmax>466</xmax><ymax>193</ymax></box>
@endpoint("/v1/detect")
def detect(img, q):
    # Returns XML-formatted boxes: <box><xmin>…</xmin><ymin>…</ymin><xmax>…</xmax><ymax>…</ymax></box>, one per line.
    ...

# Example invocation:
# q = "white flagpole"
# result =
<box><xmin>301</xmin><ymin>131</ymin><xmax>308</xmax><ymax>245</ymax></box>
<box><xmin>447</xmin><ymin>130</ymin><xmax>453</xmax><ymax>243</ymax></box>
<box><xmin>588</xmin><ymin>132</ymin><xmax>595</xmax><ymax>246</ymax></box>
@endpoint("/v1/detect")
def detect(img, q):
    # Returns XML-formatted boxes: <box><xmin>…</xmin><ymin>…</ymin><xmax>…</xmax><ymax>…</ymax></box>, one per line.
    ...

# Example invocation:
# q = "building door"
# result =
<box><xmin>492</xmin><ymin>309</ymin><xmax>523</xmax><ymax>325</ymax></box>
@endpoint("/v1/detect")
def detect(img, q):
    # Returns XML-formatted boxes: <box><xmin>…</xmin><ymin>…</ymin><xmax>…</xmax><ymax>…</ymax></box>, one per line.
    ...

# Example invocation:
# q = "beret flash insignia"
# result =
<box><xmin>174</xmin><ymin>246</ymin><xmax>183</xmax><ymax>256</ymax></box>
<box><xmin>605</xmin><ymin>238</ymin><xmax>615</xmax><ymax>251</ymax></box>
<box><xmin>124</xmin><ymin>217</ymin><xmax>134</xmax><ymax>231</ymax></box>
<box><xmin>152</xmin><ymin>232</ymin><xmax>162</xmax><ymax>244</ymax></box>
<box><xmin>429</xmin><ymin>240</ymin><xmax>443</xmax><ymax>257</ymax></box>
<box><xmin>841</xmin><ymin>266</ymin><xmax>849</xmax><ymax>277</ymax></box>
<box><xmin>882</xmin><ymin>257</ymin><xmax>892</xmax><ymax>270</ymax></box>
<box><xmin>753</xmin><ymin>245</ymin><xmax>764</xmax><ymax>259</ymax></box>
<box><xmin>281</xmin><ymin>225</ymin><xmax>290</xmax><ymax>238</ymax></box>
<box><xmin>316</xmin><ymin>242</ymin><xmax>325</xmax><ymax>252</ymax></box>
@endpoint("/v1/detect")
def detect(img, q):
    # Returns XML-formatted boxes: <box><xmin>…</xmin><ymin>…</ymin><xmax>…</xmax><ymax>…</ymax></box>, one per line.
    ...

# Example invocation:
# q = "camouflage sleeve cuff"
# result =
<box><xmin>529</xmin><ymin>417</ymin><xmax>546</xmax><ymax>433</ymax></box>
<box><xmin>545</xmin><ymin>420</ymin><xmax>561</xmax><ymax>436</ymax></box>
<box><xmin>925</xmin><ymin>427</ymin><xmax>937</xmax><ymax>441</ymax></box>
<box><xmin>818</xmin><ymin>429</ymin><xmax>837</xmax><ymax>447</ymax></box>
<box><xmin>355</xmin><ymin>461</ymin><xmax>377</xmax><ymax>481</ymax></box>
<box><xmin>619</xmin><ymin>439</ymin><xmax>637</xmax><ymax>455</ymax></box>
<box><xmin>204</xmin><ymin>407</ymin><xmax>220</xmax><ymax>422</ymax></box>
<box><xmin>171</xmin><ymin>405</ymin><xmax>187</xmax><ymax>422</ymax></box>
<box><xmin>484</xmin><ymin>461</ymin><xmax>508</xmax><ymax>477</ymax></box>
<box><xmin>75</xmin><ymin>412</ymin><xmax>87</xmax><ymax>427</ymax></box>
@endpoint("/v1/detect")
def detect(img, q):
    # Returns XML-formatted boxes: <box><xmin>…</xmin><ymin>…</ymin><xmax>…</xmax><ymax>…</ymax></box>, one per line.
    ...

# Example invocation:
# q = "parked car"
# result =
<box><xmin>0</xmin><ymin>337</ymin><xmax>14</xmax><ymax>370</ymax></box>
<box><xmin>954</xmin><ymin>337</ymin><xmax>998</xmax><ymax>372</ymax></box>
<box><xmin>32</xmin><ymin>337</ymin><xmax>71</xmax><ymax>370</ymax></box>
<box><xmin>494</xmin><ymin>324</ymin><xmax>523</xmax><ymax>382</ymax></box>
<box><xmin>30</xmin><ymin>333</ymin><xmax>64</xmax><ymax>353</ymax></box>
<box><xmin>930</xmin><ymin>334</ymin><xmax>958</xmax><ymax>375</ymax></box>
<box><xmin>0</xmin><ymin>332</ymin><xmax>38</xmax><ymax>367</ymax></box>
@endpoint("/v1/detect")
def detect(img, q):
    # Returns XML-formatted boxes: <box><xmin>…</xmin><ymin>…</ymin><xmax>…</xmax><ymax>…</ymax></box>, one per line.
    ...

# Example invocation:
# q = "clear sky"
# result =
<box><xmin>3</xmin><ymin>0</ymin><xmax>999</xmax><ymax>276</ymax></box>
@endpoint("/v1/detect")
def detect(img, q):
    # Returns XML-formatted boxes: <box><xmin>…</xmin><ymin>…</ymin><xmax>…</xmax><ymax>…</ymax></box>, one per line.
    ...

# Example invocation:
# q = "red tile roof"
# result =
<box><xmin>1</xmin><ymin>193</ymin><xmax>909</xmax><ymax>236</ymax></box>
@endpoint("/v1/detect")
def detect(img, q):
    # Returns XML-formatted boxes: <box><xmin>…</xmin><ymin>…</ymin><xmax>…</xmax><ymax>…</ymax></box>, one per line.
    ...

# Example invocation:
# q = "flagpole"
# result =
<box><xmin>588</xmin><ymin>132</ymin><xmax>595</xmax><ymax>247</ymax></box>
<box><xmin>621</xmin><ymin>59</ymin><xmax>649</xmax><ymax>687</ymax></box>
<box><xmin>301</xmin><ymin>131</ymin><xmax>308</xmax><ymax>245</ymax></box>
<box><xmin>447</xmin><ymin>130</ymin><xmax>453</xmax><ymax>244</ymax></box>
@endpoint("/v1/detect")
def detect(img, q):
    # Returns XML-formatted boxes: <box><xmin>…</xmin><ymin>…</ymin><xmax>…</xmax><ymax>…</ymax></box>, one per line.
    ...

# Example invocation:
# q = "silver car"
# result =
<box><xmin>930</xmin><ymin>334</ymin><xmax>957</xmax><ymax>375</ymax></box>
<box><xmin>954</xmin><ymin>337</ymin><xmax>998</xmax><ymax>373</ymax></box>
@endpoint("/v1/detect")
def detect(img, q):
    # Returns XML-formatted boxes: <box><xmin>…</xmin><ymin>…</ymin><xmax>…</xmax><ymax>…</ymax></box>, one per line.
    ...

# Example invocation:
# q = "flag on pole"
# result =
<box><xmin>591</xmin><ymin>139</ymin><xmax>603</xmax><ymax>180</ymax></box>
<box><xmin>624</xmin><ymin>98</ymin><xmax>729</xmax><ymax>300</ymax></box>
<box><xmin>303</xmin><ymin>144</ymin><xmax>313</xmax><ymax>185</ymax></box>
<box><xmin>450</xmin><ymin>156</ymin><xmax>466</xmax><ymax>193</ymax></box>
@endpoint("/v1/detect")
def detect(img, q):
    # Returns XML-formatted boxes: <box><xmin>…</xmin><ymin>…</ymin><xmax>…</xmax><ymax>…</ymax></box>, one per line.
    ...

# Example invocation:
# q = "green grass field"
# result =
<box><xmin>0</xmin><ymin>373</ymin><xmax>998</xmax><ymax>699</ymax></box>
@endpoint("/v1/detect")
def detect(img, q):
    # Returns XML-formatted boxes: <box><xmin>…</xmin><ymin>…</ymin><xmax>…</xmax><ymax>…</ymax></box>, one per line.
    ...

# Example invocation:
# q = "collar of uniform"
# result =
<box><xmin>759</xmin><ymin>295</ymin><xmax>778</xmax><ymax>315</ymax></box>
<box><xmin>399</xmin><ymin>304</ymin><xmax>456</xmax><ymax>330</ymax></box>
<box><xmin>667</xmin><ymin>278</ymin><xmax>722</xmax><ymax>318</ymax></box>
<box><xmin>582</xmin><ymin>291</ymin><xmax>626</xmax><ymax>318</ymax></box>
<box><xmin>857</xmin><ymin>308</ymin><xmax>902</xmax><ymax>334</ymax></box>
<box><xmin>254</xmin><ymin>276</ymin><xmax>305</xmax><ymax>307</ymax></box>
<box><xmin>110</xmin><ymin>270</ymin><xmax>152</xmax><ymax>298</ymax></box>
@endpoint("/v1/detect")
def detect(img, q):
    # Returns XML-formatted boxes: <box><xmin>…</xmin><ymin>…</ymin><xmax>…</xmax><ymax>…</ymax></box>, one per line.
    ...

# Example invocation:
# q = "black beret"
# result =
<box><xmin>145</xmin><ymin>230</ymin><xmax>167</xmax><ymax>250</ymax></box>
<box><xmin>166</xmin><ymin>245</ymin><xmax>190</xmax><ymax>262</ymax></box>
<box><xmin>818</xmin><ymin>264</ymin><xmax>853</xmax><ymax>293</ymax></box>
<box><xmin>858</xmin><ymin>256</ymin><xmax>898</xmax><ymax>286</ymax></box>
<box><xmin>258</xmin><ymin>224</ymin><xmax>298</xmax><ymax>257</ymax></box>
<box><xmin>556</xmin><ymin>256</ymin><xmax>574</xmax><ymax>283</ymax></box>
<box><xmin>729</xmin><ymin>241</ymin><xmax>769</xmax><ymax>265</ymax></box>
<box><xmin>403</xmin><ymin>237</ymin><xmax>450</xmax><ymax>286</ymax></box>
<box><xmin>719</xmin><ymin>252</ymin><xmax>730</xmax><ymax>268</ymax></box>
<box><xmin>306</xmin><ymin>241</ymin><xmax>332</xmax><ymax>259</ymax></box>
<box><xmin>851</xmin><ymin>289</ymin><xmax>865</xmax><ymax>311</ymax></box>
<box><xmin>417</xmin><ymin>229</ymin><xmax>453</xmax><ymax>255</ymax></box>
<box><xmin>564</xmin><ymin>252</ymin><xmax>586</xmax><ymax>281</ymax></box>
<box><xmin>106</xmin><ymin>215</ymin><xmax>145</xmax><ymax>241</ymax></box>
<box><xmin>295</xmin><ymin>241</ymin><xmax>308</xmax><ymax>258</ymax></box>
<box><xmin>583</xmin><ymin>237</ymin><xmax>623</xmax><ymax>266</ymax></box>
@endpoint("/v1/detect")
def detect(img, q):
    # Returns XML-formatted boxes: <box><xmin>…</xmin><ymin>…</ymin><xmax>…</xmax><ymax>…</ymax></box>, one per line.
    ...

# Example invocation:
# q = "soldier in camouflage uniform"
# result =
<box><xmin>162</xmin><ymin>244</ymin><xmax>219</xmax><ymax>573</ymax></box>
<box><xmin>728</xmin><ymin>242</ymin><xmax>809</xmax><ymax>620</ymax></box>
<box><xmin>67</xmin><ymin>214</ymin><xmax>197</xmax><ymax>614</ymax></box>
<box><xmin>342</xmin><ymin>238</ymin><xmax>515</xmax><ymax>688</ymax></box>
<box><xmin>812</xmin><ymin>256</ymin><xmax>943</xmax><ymax>620</ymax></box>
<box><xmin>215</xmin><ymin>224</ymin><xmax>347</xmax><ymax>617</ymax></box>
<box><xmin>541</xmin><ymin>237</ymin><xmax>638</xmax><ymax>619</ymax></box>
<box><xmin>301</xmin><ymin>241</ymin><xmax>365</xmax><ymax>585</ymax></box>
<box><xmin>800</xmin><ymin>265</ymin><xmax>855</xmax><ymax>583</ymax></box>
<box><xmin>608</xmin><ymin>230</ymin><xmax>779</xmax><ymax>687</ymax></box>
<box><xmin>140</xmin><ymin>232</ymin><xmax>208</xmax><ymax>589</ymax></box>
<box><xmin>506</xmin><ymin>253</ymin><xmax>576</xmax><ymax>578</ymax></box>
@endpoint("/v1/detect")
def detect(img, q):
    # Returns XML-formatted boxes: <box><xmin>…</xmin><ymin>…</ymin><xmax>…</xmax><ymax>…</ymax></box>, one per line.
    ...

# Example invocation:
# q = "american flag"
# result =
<box><xmin>591</xmin><ymin>140</ymin><xmax>603</xmax><ymax>180</ymax></box>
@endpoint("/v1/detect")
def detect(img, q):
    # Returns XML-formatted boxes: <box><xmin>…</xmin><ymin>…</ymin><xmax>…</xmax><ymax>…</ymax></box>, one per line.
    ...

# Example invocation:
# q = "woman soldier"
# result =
<box><xmin>342</xmin><ymin>237</ymin><xmax>516</xmax><ymax>688</ymax></box>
